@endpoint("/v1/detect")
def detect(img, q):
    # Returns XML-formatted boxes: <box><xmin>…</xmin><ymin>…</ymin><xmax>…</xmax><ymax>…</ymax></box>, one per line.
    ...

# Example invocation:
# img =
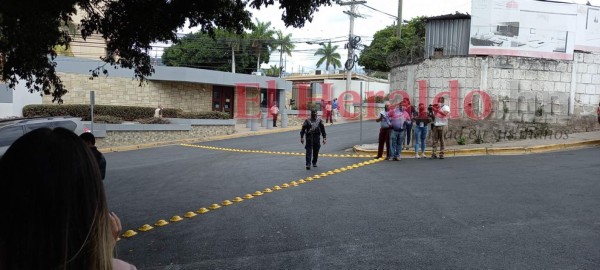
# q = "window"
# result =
<box><xmin>0</xmin><ymin>126</ymin><xmax>24</xmax><ymax>147</ymax></box>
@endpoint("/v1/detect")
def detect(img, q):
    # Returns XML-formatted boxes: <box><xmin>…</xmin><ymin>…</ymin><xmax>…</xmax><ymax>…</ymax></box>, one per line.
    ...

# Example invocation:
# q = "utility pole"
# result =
<box><xmin>339</xmin><ymin>0</ymin><xmax>366</xmax><ymax>107</ymax></box>
<box><xmin>397</xmin><ymin>0</ymin><xmax>403</xmax><ymax>38</ymax></box>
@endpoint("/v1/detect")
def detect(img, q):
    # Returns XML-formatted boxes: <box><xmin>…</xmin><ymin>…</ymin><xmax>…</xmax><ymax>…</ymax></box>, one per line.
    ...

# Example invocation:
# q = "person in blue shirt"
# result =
<box><xmin>332</xmin><ymin>98</ymin><xmax>339</xmax><ymax>122</ymax></box>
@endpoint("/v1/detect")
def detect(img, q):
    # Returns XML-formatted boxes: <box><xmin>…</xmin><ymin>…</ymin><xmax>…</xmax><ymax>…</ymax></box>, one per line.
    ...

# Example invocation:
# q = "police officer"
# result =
<box><xmin>300</xmin><ymin>109</ymin><xmax>327</xmax><ymax>170</ymax></box>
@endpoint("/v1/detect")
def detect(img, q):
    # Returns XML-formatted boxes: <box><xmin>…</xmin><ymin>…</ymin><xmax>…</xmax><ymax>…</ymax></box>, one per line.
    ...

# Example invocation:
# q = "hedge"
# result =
<box><xmin>23</xmin><ymin>105</ymin><xmax>231</xmax><ymax>120</ymax></box>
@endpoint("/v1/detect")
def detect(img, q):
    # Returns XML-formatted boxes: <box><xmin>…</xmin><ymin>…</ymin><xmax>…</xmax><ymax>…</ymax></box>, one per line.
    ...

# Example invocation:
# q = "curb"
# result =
<box><xmin>99</xmin><ymin>125</ymin><xmax>302</xmax><ymax>153</ymax></box>
<box><xmin>353</xmin><ymin>139</ymin><xmax>600</xmax><ymax>157</ymax></box>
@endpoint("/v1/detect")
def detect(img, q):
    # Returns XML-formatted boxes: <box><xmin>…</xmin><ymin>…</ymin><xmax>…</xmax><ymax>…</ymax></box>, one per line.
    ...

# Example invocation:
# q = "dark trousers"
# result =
<box><xmin>305</xmin><ymin>139</ymin><xmax>321</xmax><ymax>166</ymax></box>
<box><xmin>272</xmin><ymin>114</ymin><xmax>278</xmax><ymax>127</ymax></box>
<box><xmin>377</xmin><ymin>127</ymin><xmax>391</xmax><ymax>158</ymax></box>
<box><xmin>325</xmin><ymin>111</ymin><xmax>333</xmax><ymax>123</ymax></box>
<box><xmin>404</xmin><ymin>122</ymin><xmax>413</xmax><ymax>146</ymax></box>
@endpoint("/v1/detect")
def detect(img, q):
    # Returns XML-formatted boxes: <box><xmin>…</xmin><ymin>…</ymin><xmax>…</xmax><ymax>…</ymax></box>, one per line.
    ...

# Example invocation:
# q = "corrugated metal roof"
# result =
<box><xmin>425</xmin><ymin>18</ymin><xmax>471</xmax><ymax>58</ymax></box>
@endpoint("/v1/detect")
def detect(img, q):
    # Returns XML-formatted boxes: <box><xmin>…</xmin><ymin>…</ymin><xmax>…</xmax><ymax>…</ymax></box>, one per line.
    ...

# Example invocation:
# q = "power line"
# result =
<box><xmin>360</xmin><ymin>3</ymin><xmax>398</xmax><ymax>19</ymax></box>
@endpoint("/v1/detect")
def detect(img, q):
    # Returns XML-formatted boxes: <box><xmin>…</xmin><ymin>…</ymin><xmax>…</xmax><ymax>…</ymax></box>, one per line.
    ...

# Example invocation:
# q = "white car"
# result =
<box><xmin>0</xmin><ymin>117</ymin><xmax>85</xmax><ymax>157</ymax></box>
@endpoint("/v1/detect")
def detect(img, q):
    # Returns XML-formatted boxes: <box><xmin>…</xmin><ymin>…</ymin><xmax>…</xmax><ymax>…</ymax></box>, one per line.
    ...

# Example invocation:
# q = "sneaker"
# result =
<box><xmin>306</xmin><ymin>166</ymin><xmax>311</xmax><ymax>170</ymax></box>
<box><xmin>421</xmin><ymin>152</ymin><xmax>427</xmax><ymax>159</ymax></box>
<box><xmin>313</xmin><ymin>164</ymin><xmax>317</xmax><ymax>167</ymax></box>
<box><xmin>431</xmin><ymin>154</ymin><xmax>438</xmax><ymax>159</ymax></box>
<box><xmin>392</xmin><ymin>157</ymin><xmax>399</xmax><ymax>161</ymax></box>
<box><xmin>439</xmin><ymin>155</ymin><xmax>445</xmax><ymax>159</ymax></box>
<box><xmin>415</xmin><ymin>153</ymin><xmax>420</xmax><ymax>159</ymax></box>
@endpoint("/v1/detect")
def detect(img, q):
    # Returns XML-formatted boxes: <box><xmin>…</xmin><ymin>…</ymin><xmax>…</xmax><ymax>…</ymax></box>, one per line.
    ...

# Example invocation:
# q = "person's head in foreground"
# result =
<box><xmin>0</xmin><ymin>127</ymin><xmax>119</xmax><ymax>270</ymax></box>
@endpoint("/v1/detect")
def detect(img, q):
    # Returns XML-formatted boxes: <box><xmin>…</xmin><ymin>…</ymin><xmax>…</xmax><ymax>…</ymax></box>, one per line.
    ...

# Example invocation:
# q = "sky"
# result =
<box><xmin>152</xmin><ymin>0</ymin><xmax>599</xmax><ymax>74</ymax></box>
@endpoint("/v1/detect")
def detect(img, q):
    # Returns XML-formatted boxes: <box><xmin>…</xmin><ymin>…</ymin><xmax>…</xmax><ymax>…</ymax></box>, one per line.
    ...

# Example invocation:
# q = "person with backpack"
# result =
<box><xmin>388</xmin><ymin>101</ymin><xmax>410</xmax><ymax>161</ymax></box>
<box><xmin>300</xmin><ymin>109</ymin><xmax>327</xmax><ymax>170</ymax></box>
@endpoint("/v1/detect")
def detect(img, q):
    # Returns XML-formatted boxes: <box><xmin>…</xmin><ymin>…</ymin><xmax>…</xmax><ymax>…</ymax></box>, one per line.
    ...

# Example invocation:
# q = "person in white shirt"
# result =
<box><xmin>431</xmin><ymin>97</ymin><xmax>450</xmax><ymax>159</ymax></box>
<box><xmin>154</xmin><ymin>104</ymin><xmax>163</xmax><ymax>118</ymax></box>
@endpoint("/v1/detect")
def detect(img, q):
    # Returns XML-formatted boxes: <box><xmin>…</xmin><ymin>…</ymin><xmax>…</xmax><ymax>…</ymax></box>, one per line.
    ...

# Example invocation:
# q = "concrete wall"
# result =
<box><xmin>390</xmin><ymin>52</ymin><xmax>600</xmax><ymax>123</ymax></box>
<box><xmin>96</xmin><ymin>125</ymin><xmax>235</xmax><ymax>148</ymax></box>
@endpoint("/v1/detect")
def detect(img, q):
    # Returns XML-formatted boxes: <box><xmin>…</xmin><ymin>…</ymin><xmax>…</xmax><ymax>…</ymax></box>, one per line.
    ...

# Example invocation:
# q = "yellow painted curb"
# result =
<box><xmin>453</xmin><ymin>148</ymin><xmax>487</xmax><ymax>156</ymax></box>
<box><xmin>486</xmin><ymin>147</ymin><xmax>527</xmax><ymax>155</ymax></box>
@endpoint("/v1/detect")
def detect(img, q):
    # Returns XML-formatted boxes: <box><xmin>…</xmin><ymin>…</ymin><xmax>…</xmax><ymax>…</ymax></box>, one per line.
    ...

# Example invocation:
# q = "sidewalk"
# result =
<box><xmin>97</xmin><ymin>117</ymin><xmax>357</xmax><ymax>153</ymax></box>
<box><xmin>354</xmin><ymin>130</ymin><xmax>600</xmax><ymax>157</ymax></box>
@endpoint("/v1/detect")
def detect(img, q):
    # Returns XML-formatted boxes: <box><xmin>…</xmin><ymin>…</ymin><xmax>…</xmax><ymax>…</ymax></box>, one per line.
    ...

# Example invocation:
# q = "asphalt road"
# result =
<box><xmin>103</xmin><ymin>121</ymin><xmax>600</xmax><ymax>269</ymax></box>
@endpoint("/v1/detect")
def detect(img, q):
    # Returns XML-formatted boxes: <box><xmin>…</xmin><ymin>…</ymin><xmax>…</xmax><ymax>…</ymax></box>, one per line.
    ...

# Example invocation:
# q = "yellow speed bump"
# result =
<box><xmin>313</xmin><ymin>175</ymin><xmax>321</xmax><ymax>179</ymax></box>
<box><xmin>155</xmin><ymin>220</ymin><xmax>169</xmax><ymax>227</ymax></box>
<box><xmin>138</xmin><ymin>224</ymin><xmax>154</xmax><ymax>232</ymax></box>
<box><xmin>305</xmin><ymin>177</ymin><xmax>313</xmax><ymax>181</ymax></box>
<box><xmin>281</xmin><ymin>183</ymin><xmax>290</xmax><ymax>188</ymax></box>
<box><xmin>340</xmin><ymin>168</ymin><xmax>347</xmax><ymax>172</ymax></box>
<box><xmin>209</xmin><ymin>204</ymin><xmax>222</xmax><ymax>210</ymax></box>
<box><xmin>243</xmin><ymin>194</ymin><xmax>254</xmax><ymax>199</ymax></box>
<box><xmin>352</xmin><ymin>164</ymin><xmax>359</xmax><ymax>168</ymax></box>
<box><xmin>290</xmin><ymin>181</ymin><xmax>299</xmax><ymax>186</ymax></box>
<box><xmin>222</xmin><ymin>200</ymin><xmax>233</xmax><ymax>206</ymax></box>
<box><xmin>346</xmin><ymin>166</ymin><xmax>353</xmax><ymax>169</ymax></box>
<box><xmin>298</xmin><ymin>179</ymin><xmax>307</xmax><ymax>184</ymax></box>
<box><xmin>184</xmin><ymin>212</ymin><xmax>197</xmax><ymax>218</ymax></box>
<box><xmin>232</xmin><ymin>197</ymin><xmax>244</xmax><ymax>202</ymax></box>
<box><xmin>197</xmin><ymin>208</ymin><xmax>210</xmax><ymax>214</ymax></box>
<box><xmin>253</xmin><ymin>191</ymin><xmax>264</xmax><ymax>196</ymax></box>
<box><xmin>273</xmin><ymin>185</ymin><xmax>282</xmax><ymax>190</ymax></box>
<box><xmin>122</xmin><ymin>230</ymin><xmax>138</xmax><ymax>238</ymax></box>
<box><xmin>263</xmin><ymin>188</ymin><xmax>274</xmax><ymax>193</ymax></box>
<box><xmin>333</xmin><ymin>169</ymin><xmax>342</xmax><ymax>173</ymax></box>
<box><xmin>170</xmin><ymin>216</ymin><xmax>183</xmax><ymax>222</ymax></box>
<box><xmin>320</xmin><ymin>173</ymin><xmax>327</xmax><ymax>176</ymax></box>
<box><xmin>326</xmin><ymin>171</ymin><xmax>334</xmax><ymax>175</ymax></box>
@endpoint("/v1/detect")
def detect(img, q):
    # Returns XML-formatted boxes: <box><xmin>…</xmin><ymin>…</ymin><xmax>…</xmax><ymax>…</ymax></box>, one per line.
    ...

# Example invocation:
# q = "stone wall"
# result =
<box><xmin>46</xmin><ymin>73</ymin><xmax>214</xmax><ymax>112</ymax></box>
<box><xmin>96</xmin><ymin>125</ymin><xmax>235</xmax><ymax>148</ymax></box>
<box><xmin>390</xmin><ymin>52</ymin><xmax>600</xmax><ymax>124</ymax></box>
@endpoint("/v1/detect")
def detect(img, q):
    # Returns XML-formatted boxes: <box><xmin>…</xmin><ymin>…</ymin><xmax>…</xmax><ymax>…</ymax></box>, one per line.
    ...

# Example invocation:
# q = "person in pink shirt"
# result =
<box><xmin>270</xmin><ymin>103</ymin><xmax>279</xmax><ymax>127</ymax></box>
<box><xmin>325</xmin><ymin>101</ymin><xmax>333</xmax><ymax>125</ymax></box>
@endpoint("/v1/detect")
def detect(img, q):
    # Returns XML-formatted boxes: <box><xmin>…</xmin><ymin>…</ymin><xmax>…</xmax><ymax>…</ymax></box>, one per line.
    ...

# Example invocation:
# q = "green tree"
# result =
<box><xmin>314</xmin><ymin>41</ymin><xmax>341</xmax><ymax>72</ymax></box>
<box><xmin>162</xmin><ymin>29</ymin><xmax>256</xmax><ymax>74</ymax></box>
<box><xmin>250</xmin><ymin>19</ymin><xmax>276</xmax><ymax>72</ymax></box>
<box><xmin>0</xmin><ymin>0</ymin><xmax>333</xmax><ymax>102</ymax></box>
<box><xmin>275</xmin><ymin>30</ymin><xmax>295</xmax><ymax>75</ymax></box>
<box><xmin>358</xmin><ymin>16</ymin><xmax>426</xmax><ymax>72</ymax></box>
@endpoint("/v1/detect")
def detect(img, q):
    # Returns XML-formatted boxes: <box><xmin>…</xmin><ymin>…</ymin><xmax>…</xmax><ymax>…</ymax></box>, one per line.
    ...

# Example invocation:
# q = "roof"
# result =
<box><xmin>426</xmin><ymin>12</ymin><xmax>471</xmax><ymax>21</ymax></box>
<box><xmin>284</xmin><ymin>73</ymin><xmax>388</xmax><ymax>84</ymax></box>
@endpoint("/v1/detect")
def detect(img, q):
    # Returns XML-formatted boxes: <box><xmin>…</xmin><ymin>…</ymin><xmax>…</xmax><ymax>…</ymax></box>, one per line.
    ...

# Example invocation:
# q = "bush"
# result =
<box><xmin>176</xmin><ymin>111</ymin><xmax>231</xmax><ymax>119</ymax></box>
<box><xmin>135</xmin><ymin>117</ymin><xmax>171</xmax><ymax>124</ymax></box>
<box><xmin>94</xmin><ymin>115</ymin><xmax>123</xmax><ymax>124</ymax></box>
<box><xmin>23</xmin><ymin>105</ymin><xmax>231</xmax><ymax>120</ymax></box>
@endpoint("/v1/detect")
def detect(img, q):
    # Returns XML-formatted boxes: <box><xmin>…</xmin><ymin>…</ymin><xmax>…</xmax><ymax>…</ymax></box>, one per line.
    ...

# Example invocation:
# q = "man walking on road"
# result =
<box><xmin>431</xmin><ymin>97</ymin><xmax>450</xmax><ymax>159</ymax></box>
<box><xmin>301</xmin><ymin>109</ymin><xmax>327</xmax><ymax>170</ymax></box>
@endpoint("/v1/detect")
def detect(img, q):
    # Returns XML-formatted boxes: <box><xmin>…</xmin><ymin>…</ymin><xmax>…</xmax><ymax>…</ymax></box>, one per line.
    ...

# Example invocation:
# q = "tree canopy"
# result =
<box><xmin>0</xmin><ymin>0</ymin><xmax>332</xmax><ymax>102</ymax></box>
<box><xmin>358</xmin><ymin>16</ymin><xmax>426</xmax><ymax>73</ymax></box>
<box><xmin>162</xmin><ymin>29</ymin><xmax>258</xmax><ymax>74</ymax></box>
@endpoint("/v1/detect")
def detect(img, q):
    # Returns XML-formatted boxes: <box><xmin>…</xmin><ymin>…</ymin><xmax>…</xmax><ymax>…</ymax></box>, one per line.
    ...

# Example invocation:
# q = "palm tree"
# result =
<box><xmin>275</xmin><ymin>30</ymin><xmax>295</xmax><ymax>76</ymax></box>
<box><xmin>265</xmin><ymin>65</ymin><xmax>282</xmax><ymax>77</ymax></box>
<box><xmin>221</xmin><ymin>30</ymin><xmax>245</xmax><ymax>73</ymax></box>
<box><xmin>314</xmin><ymin>42</ymin><xmax>342</xmax><ymax>72</ymax></box>
<box><xmin>250</xmin><ymin>19</ymin><xmax>276</xmax><ymax>72</ymax></box>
